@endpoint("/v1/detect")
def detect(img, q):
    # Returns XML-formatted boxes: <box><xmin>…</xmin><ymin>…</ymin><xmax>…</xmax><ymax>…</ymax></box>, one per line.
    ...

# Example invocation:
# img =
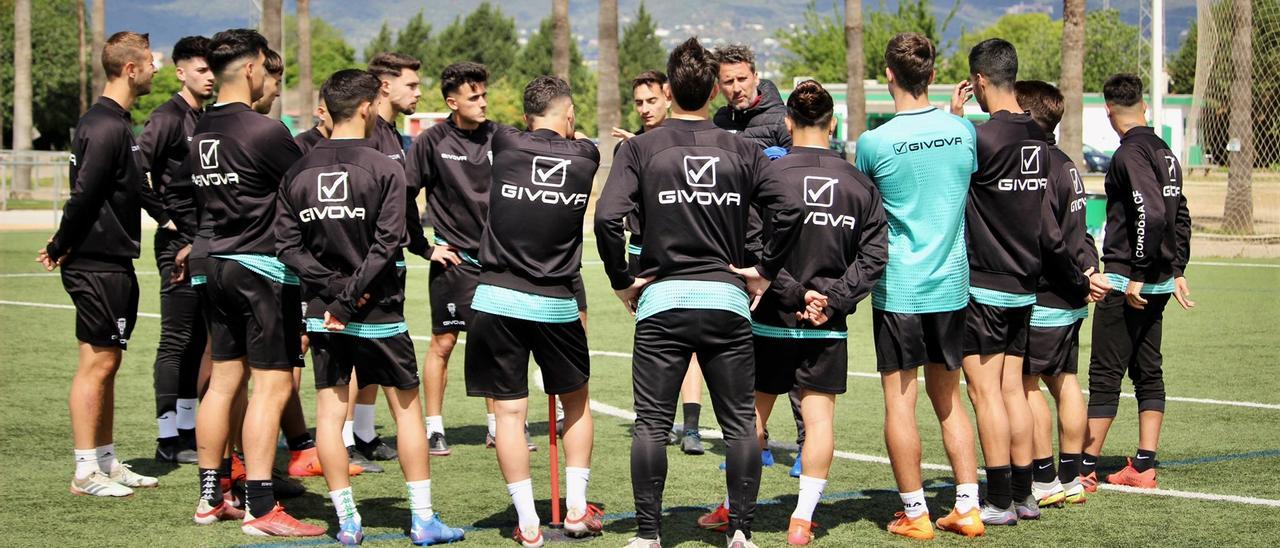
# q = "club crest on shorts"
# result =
<box><xmin>116</xmin><ymin>317</ymin><xmax>127</xmax><ymax>336</ymax></box>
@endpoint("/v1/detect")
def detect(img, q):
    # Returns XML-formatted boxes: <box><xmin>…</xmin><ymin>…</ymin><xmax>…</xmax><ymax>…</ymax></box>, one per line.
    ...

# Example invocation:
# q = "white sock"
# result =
<box><xmin>342</xmin><ymin>420</ymin><xmax>356</xmax><ymax>448</ymax></box>
<box><xmin>555</xmin><ymin>398</ymin><xmax>565</xmax><ymax>422</ymax></box>
<box><xmin>900</xmin><ymin>488</ymin><xmax>928</xmax><ymax>518</ymax></box>
<box><xmin>486</xmin><ymin>414</ymin><xmax>497</xmax><ymax>437</ymax></box>
<box><xmin>723</xmin><ymin>494</ymin><xmax>730</xmax><ymax>510</ymax></box>
<box><xmin>407</xmin><ymin>479</ymin><xmax>433</xmax><ymax>520</ymax></box>
<box><xmin>157</xmin><ymin>411</ymin><xmax>178</xmax><ymax>439</ymax></box>
<box><xmin>955</xmin><ymin>483</ymin><xmax>980</xmax><ymax>513</ymax></box>
<box><xmin>176</xmin><ymin>398</ymin><xmax>197</xmax><ymax>430</ymax></box>
<box><xmin>566</xmin><ymin>467</ymin><xmax>590</xmax><ymax>512</ymax></box>
<box><xmin>329</xmin><ymin>487</ymin><xmax>361</xmax><ymax>524</ymax></box>
<box><xmin>95</xmin><ymin>444</ymin><xmax>119</xmax><ymax>473</ymax></box>
<box><xmin>74</xmin><ymin>449</ymin><xmax>99</xmax><ymax>479</ymax></box>
<box><xmin>506</xmin><ymin>478</ymin><xmax>540</xmax><ymax>529</ymax></box>
<box><xmin>792</xmin><ymin>475</ymin><xmax>827</xmax><ymax>522</ymax></box>
<box><xmin>426</xmin><ymin>415</ymin><xmax>445</xmax><ymax>437</ymax></box>
<box><xmin>354</xmin><ymin>404</ymin><xmax>377</xmax><ymax>443</ymax></box>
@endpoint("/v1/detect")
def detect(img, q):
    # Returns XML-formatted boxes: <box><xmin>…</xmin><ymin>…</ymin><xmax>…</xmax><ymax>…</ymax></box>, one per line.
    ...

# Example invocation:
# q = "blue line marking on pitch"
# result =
<box><xmin>235</xmin><ymin>482</ymin><xmax>956</xmax><ymax>547</ymax></box>
<box><xmin>1158</xmin><ymin>449</ymin><xmax>1280</xmax><ymax>468</ymax></box>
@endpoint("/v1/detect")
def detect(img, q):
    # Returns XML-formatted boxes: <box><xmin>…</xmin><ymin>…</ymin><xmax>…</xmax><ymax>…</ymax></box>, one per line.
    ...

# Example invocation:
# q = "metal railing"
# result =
<box><xmin>0</xmin><ymin>150</ymin><xmax>72</xmax><ymax>219</ymax></box>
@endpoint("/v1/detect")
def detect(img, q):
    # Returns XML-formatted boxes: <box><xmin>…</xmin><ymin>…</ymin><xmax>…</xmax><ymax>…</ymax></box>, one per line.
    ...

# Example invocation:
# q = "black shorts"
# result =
<box><xmin>572</xmin><ymin>273</ymin><xmax>588</xmax><ymax>312</ymax></box>
<box><xmin>1026</xmin><ymin>321</ymin><xmax>1083</xmax><ymax>376</ymax></box>
<box><xmin>61</xmin><ymin>269</ymin><xmax>139</xmax><ymax>349</ymax></box>
<box><xmin>203</xmin><ymin>259</ymin><xmax>302</xmax><ymax>370</ymax></box>
<box><xmin>309</xmin><ymin>331</ymin><xmax>419</xmax><ymax>390</ymax></box>
<box><xmin>753</xmin><ymin>335</ymin><xmax>847</xmax><ymax>395</ymax></box>
<box><xmin>873</xmin><ymin>308</ymin><xmax>965</xmax><ymax>371</ymax></box>
<box><xmin>963</xmin><ymin>299</ymin><xmax>1032</xmax><ymax>357</ymax></box>
<box><xmin>464</xmin><ymin>311</ymin><xmax>590</xmax><ymax>400</ymax></box>
<box><xmin>429</xmin><ymin>261</ymin><xmax>480</xmax><ymax>333</ymax></box>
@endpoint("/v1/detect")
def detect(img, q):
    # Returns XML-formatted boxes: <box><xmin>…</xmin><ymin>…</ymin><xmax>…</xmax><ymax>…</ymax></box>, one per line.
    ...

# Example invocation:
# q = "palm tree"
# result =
<box><xmin>91</xmin><ymin>0</ymin><xmax>105</xmax><ymax>100</ymax></box>
<box><xmin>598</xmin><ymin>0</ymin><xmax>620</xmax><ymax>148</ymax></box>
<box><xmin>1224</xmin><ymin>0</ymin><xmax>1254</xmax><ymax>233</ymax></box>
<box><xmin>13</xmin><ymin>0</ymin><xmax>34</xmax><ymax>197</ymax></box>
<box><xmin>551</xmin><ymin>0</ymin><xmax>570</xmax><ymax>82</ymax></box>
<box><xmin>261</xmin><ymin>0</ymin><xmax>283</xmax><ymax>119</ymax></box>
<box><xmin>78</xmin><ymin>0</ymin><xmax>88</xmax><ymax>115</ymax></box>
<box><xmin>297</xmin><ymin>0</ymin><xmax>313</xmax><ymax>125</ymax></box>
<box><xmin>845</xmin><ymin>0</ymin><xmax>865</xmax><ymax>154</ymax></box>
<box><xmin>1060</xmin><ymin>0</ymin><xmax>1086</xmax><ymax>167</ymax></box>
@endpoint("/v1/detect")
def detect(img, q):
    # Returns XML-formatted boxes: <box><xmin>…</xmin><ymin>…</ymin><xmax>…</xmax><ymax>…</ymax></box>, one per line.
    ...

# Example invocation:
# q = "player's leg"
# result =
<box><xmin>678</xmin><ymin>357</ymin><xmax>705</xmax><ymax>454</ymax></box>
<box><xmin>630</xmin><ymin>312</ymin><xmax>695</xmax><ymax>543</ymax></box>
<box><xmin>1084</xmin><ymin>291</ymin><xmax>1129</xmax><ymax>490</ymax></box>
<box><xmin>926</xmin><ymin>362</ymin><xmax>984</xmax><ymax>537</ymax></box>
<box><xmin>69</xmin><ymin>343</ymin><xmax>131</xmax><ymax>495</ymax></box>
<box><xmin>155</xmin><ymin>239</ymin><xmax>201</xmax><ymax>463</ymax></box>
<box><xmin>1109</xmin><ymin>294</ymin><xmax>1170</xmax><ymax>488</ymax></box>
<box><xmin>963</xmin><ymin>352</ymin><xmax>1013</xmax><ymax>513</ymax></box>
<box><xmin>422</xmin><ymin>331</ymin><xmax>457</xmax><ymax>454</ymax></box>
<box><xmin>1002</xmin><ymin>353</ymin><xmax>1037</xmax><ymax>519</ymax></box>
<box><xmin>1025</xmin><ymin>376</ymin><xmax>1062</xmax><ymax>503</ymax></box>
<box><xmin>1045</xmin><ymin>371</ymin><xmax>1087</xmax><ymax>502</ymax></box>
<box><xmin>882</xmin><ymin>369</ymin><xmax>933</xmax><ymax>538</ymax></box>
<box><xmin>176</xmin><ymin>306</ymin><xmax>206</xmax><ymax>456</ymax></box>
<box><xmin>194</xmin><ymin>357</ymin><xmax>249</xmax><ymax>522</ymax></box>
<box><xmin>789</xmin><ymin>388</ymin><xmax>834</xmax><ymax>545</ymax></box>
<box><xmin>698</xmin><ymin>312</ymin><xmax>761</xmax><ymax>542</ymax></box>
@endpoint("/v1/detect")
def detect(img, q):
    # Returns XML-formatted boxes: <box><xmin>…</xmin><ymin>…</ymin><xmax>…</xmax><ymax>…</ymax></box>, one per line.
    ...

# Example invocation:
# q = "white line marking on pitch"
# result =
<box><xmin>2</xmin><ymin>299</ymin><xmax>1276</xmax><ymax>410</ymax></box>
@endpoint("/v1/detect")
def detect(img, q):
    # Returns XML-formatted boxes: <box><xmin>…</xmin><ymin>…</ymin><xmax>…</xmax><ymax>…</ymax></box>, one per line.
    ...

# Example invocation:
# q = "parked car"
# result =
<box><xmin>1083</xmin><ymin>144</ymin><xmax>1112</xmax><ymax>173</ymax></box>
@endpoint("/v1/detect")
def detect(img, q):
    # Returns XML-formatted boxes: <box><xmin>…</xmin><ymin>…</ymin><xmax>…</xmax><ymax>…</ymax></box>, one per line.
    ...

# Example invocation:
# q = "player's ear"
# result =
<box><xmin>380</xmin><ymin>78</ymin><xmax>392</xmax><ymax>96</ymax></box>
<box><xmin>828</xmin><ymin>116</ymin><xmax>837</xmax><ymax>136</ymax></box>
<box><xmin>928</xmin><ymin>69</ymin><xmax>937</xmax><ymax>86</ymax></box>
<box><xmin>784</xmin><ymin>116</ymin><xmax>793</xmax><ymax>134</ymax></box>
<box><xmin>662</xmin><ymin>82</ymin><xmax>672</xmax><ymax>101</ymax></box>
<box><xmin>885</xmin><ymin>67</ymin><xmax>894</xmax><ymax>85</ymax></box>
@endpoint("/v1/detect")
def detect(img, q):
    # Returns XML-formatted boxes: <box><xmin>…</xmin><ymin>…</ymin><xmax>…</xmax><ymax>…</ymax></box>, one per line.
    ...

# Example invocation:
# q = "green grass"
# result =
<box><xmin>0</xmin><ymin>230</ymin><xmax>1278</xmax><ymax>547</ymax></box>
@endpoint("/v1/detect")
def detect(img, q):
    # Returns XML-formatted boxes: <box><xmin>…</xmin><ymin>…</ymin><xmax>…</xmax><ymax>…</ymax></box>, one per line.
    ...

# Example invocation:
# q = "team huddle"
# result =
<box><xmin>41</xmin><ymin>23</ymin><xmax>1192</xmax><ymax>548</ymax></box>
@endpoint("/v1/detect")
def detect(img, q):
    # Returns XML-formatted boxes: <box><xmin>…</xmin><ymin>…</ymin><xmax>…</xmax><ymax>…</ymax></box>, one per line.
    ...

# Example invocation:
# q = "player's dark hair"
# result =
<box><xmin>631</xmin><ymin>70</ymin><xmax>667</xmax><ymax>91</ymax></box>
<box><xmin>1103</xmin><ymin>73</ymin><xmax>1144</xmax><ymax>108</ymax></box>
<box><xmin>263</xmin><ymin>48</ymin><xmax>283</xmax><ymax>78</ymax></box>
<box><xmin>171</xmin><ymin>36</ymin><xmax>210</xmax><ymax>65</ymax></box>
<box><xmin>523</xmin><ymin>75</ymin><xmax>572</xmax><ymax>117</ymax></box>
<box><xmin>102</xmin><ymin>31</ymin><xmax>150</xmax><ymax>78</ymax></box>
<box><xmin>207</xmin><ymin>28</ymin><xmax>269</xmax><ymax>77</ymax></box>
<box><xmin>321</xmin><ymin>69</ymin><xmax>381</xmax><ymax>124</ymax></box>
<box><xmin>1014</xmin><ymin>80</ymin><xmax>1064</xmax><ymax>134</ymax></box>
<box><xmin>786</xmin><ymin>80</ymin><xmax>834</xmax><ymax>128</ymax></box>
<box><xmin>715</xmin><ymin>44</ymin><xmax>756</xmax><ymax>72</ymax></box>
<box><xmin>885</xmin><ymin>32</ymin><xmax>935</xmax><ymax>98</ymax></box>
<box><xmin>440</xmin><ymin>61</ymin><xmax>488</xmax><ymax>99</ymax></box>
<box><xmin>667</xmin><ymin>37</ymin><xmax>719</xmax><ymax>111</ymax></box>
<box><xmin>968</xmin><ymin>38</ymin><xmax>1018</xmax><ymax>88</ymax></box>
<box><xmin>367</xmin><ymin>52</ymin><xmax>421</xmax><ymax>81</ymax></box>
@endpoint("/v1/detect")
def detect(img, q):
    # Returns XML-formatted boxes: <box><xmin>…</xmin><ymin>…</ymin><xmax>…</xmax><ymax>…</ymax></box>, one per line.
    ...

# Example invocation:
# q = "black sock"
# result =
<box><xmin>1011</xmin><ymin>465</ymin><xmax>1033</xmax><ymax>500</ymax></box>
<box><xmin>1058</xmin><ymin>452</ymin><xmax>1081</xmax><ymax>483</ymax></box>
<box><xmin>286</xmin><ymin>433</ymin><xmax>315</xmax><ymax>452</ymax></box>
<box><xmin>1033</xmin><ymin>457</ymin><xmax>1056</xmax><ymax>484</ymax></box>
<box><xmin>682</xmin><ymin>403</ymin><xmax>701</xmax><ymax>433</ymax></box>
<box><xmin>179</xmin><ymin>428</ymin><xmax>196</xmax><ymax>446</ymax></box>
<box><xmin>219</xmin><ymin>457</ymin><xmax>233</xmax><ymax>480</ymax></box>
<box><xmin>985</xmin><ymin>466</ymin><xmax>1012</xmax><ymax>509</ymax></box>
<box><xmin>199</xmin><ymin>468</ymin><xmax>222</xmax><ymax>506</ymax></box>
<box><xmin>245</xmin><ymin>479</ymin><xmax>276</xmax><ymax>518</ymax></box>
<box><xmin>1080</xmin><ymin>452</ymin><xmax>1099</xmax><ymax>475</ymax></box>
<box><xmin>1133</xmin><ymin>449</ymin><xmax>1157</xmax><ymax>472</ymax></box>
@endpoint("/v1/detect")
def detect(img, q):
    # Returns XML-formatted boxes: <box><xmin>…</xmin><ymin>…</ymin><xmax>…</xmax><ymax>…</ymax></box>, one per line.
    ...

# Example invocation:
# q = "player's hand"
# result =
<box><xmin>36</xmin><ymin>237</ymin><xmax>65</xmax><ymax>271</ymax></box>
<box><xmin>614</xmin><ymin>276</ymin><xmax>653</xmax><ymax>315</ymax></box>
<box><xmin>356</xmin><ymin>293</ymin><xmax>371</xmax><ymax>308</ymax></box>
<box><xmin>950</xmin><ymin>80</ymin><xmax>973</xmax><ymax>116</ymax></box>
<box><xmin>323</xmin><ymin>310</ymin><xmax>346</xmax><ymax>331</ymax></box>
<box><xmin>730</xmin><ymin>265</ymin><xmax>771</xmax><ymax>311</ymax></box>
<box><xmin>1173</xmin><ymin>276</ymin><xmax>1195</xmax><ymax>310</ymax></box>
<box><xmin>803</xmin><ymin>290</ymin><xmax>828</xmax><ymax>315</ymax></box>
<box><xmin>1125</xmin><ymin>280</ymin><xmax>1147</xmax><ymax>310</ymax></box>
<box><xmin>300</xmin><ymin>333</ymin><xmax>310</xmax><ymax>355</ymax></box>
<box><xmin>610</xmin><ymin>127</ymin><xmax>635</xmax><ymax>140</ymax></box>
<box><xmin>798</xmin><ymin>308</ymin><xmax>830</xmax><ymax>327</ymax></box>
<box><xmin>171</xmin><ymin>244</ymin><xmax>192</xmax><ymax>283</ymax></box>
<box><xmin>1084</xmin><ymin>267</ymin><xmax>1112</xmax><ymax>303</ymax></box>
<box><xmin>161</xmin><ymin>220</ymin><xmax>178</xmax><ymax>232</ymax></box>
<box><xmin>430</xmin><ymin>245</ymin><xmax>462</xmax><ymax>268</ymax></box>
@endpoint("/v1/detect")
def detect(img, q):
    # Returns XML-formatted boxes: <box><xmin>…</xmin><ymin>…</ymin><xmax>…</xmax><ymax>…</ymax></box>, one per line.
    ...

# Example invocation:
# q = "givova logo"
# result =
<box><xmin>531</xmin><ymin>156</ymin><xmax>571</xmax><ymax>187</ymax></box>
<box><xmin>301</xmin><ymin>171</ymin><xmax>365</xmax><ymax>222</ymax></box>
<box><xmin>193</xmin><ymin>139</ymin><xmax>240</xmax><ymax>186</ymax></box>
<box><xmin>659</xmin><ymin>155</ymin><xmax>741</xmax><ymax>206</ymax></box>
<box><xmin>803</xmin><ymin>176</ymin><xmax>838</xmax><ymax>208</ymax></box>
<box><xmin>198</xmin><ymin>139</ymin><xmax>220</xmax><ymax>169</ymax></box>
<box><xmin>317</xmin><ymin>172</ymin><xmax>349</xmax><ymax>202</ymax></box>
<box><xmin>892</xmin><ymin>136</ymin><xmax>963</xmax><ymax>155</ymax></box>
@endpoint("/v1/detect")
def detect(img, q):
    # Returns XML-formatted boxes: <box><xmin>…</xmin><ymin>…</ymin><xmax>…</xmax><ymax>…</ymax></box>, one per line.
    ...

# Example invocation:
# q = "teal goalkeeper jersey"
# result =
<box><xmin>855</xmin><ymin>106</ymin><xmax>977</xmax><ymax>313</ymax></box>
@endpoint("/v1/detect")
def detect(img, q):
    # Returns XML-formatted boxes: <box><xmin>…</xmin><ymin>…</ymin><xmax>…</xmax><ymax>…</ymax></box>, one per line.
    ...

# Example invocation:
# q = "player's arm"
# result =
<box><xmin>1171</xmin><ymin>157</ymin><xmax>1194</xmax><ymax>309</ymax></box>
<box><xmin>749</xmin><ymin>152</ymin><xmax>804</xmax><ymax>281</ymax></box>
<box><xmin>133</xmin><ymin>115</ymin><xmax>173</xmax><ymax>226</ymax></box>
<box><xmin>1039</xmin><ymin>163</ymin><xmax>1090</xmax><ymax>298</ymax></box>
<box><xmin>403</xmin><ymin>132</ymin><xmax>435</xmax><ymax>259</ymax></box>
<box><xmin>45</xmin><ymin>130</ymin><xmax>116</xmax><ymax>264</ymax></box>
<box><xmin>328</xmin><ymin>169</ymin><xmax>407</xmax><ymax>323</ymax></box>
<box><xmin>274</xmin><ymin>190</ymin><xmax>347</xmax><ymax>301</ymax></box>
<box><xmin>594</xmin><ymin>138</ymin><xmax>642</xmax><ymax>291</ymax></box>
<box><xmin>821</xmin><ymin>187</ymin><xmax>889</xmax><ymax>316</ymax></box>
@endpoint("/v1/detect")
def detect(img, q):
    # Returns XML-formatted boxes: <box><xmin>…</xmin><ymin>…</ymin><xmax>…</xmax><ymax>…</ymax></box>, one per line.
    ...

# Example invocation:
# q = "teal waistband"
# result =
<box><xmin>190</xmin><ymin>275</ymin><xmax>207</xmax><ymax>286</ymax></box>
<box><xmin>635</xmin><ymin>280</ymin><xmax>750</xmax><ymax>322</ymax></box>
<box><xmin>212</xmin><ymin>254</ymin><xmax>299</xmax><ymax>285</ymax></box>
<box><xmin>1105</xmin><ymin>273</ymin><xmax>1176</xmax><ymax>295</ymax></box>
<box><xmin>627</xmin><ymin>244</ymin><xmax>643</xmax><ymax>256</ymax></box>
<box><xmin>433</xmin><ymin>236</ymin><xmax>481</xmax><ymax>267</ymax></box>
<box><xmin>304</xmin><ymin>318</ymin><xmax>408</xmax><ymax>339</ymax></box>
<box><xmin>1030</xmin><ymin>305</ymin><xmax>1089</xmax><ymax>328</ymax></box>
<box><xmin>969</xmin><ymin>286</ymin><xmax>1036</xmax><ymax>308</ymax></box>
<box><xmin>395</xmin><ymin>260</ymin><xmax>406</xmax><ymax>269</ymax></box>
<box><xmin>751</xmin><ymin>323</ymin><xmax>847</xmax><ymax>339</ymax></box>
<box><xmin>472</xmin><ymin>284</ymin><xmax>580</xmax><ymax>323</ymax></box>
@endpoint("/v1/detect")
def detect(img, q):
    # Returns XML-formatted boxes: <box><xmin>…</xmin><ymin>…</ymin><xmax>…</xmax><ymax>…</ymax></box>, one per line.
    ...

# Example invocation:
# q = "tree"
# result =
<box><xmin>552</xmin><ymin>0</ymin><xmax>570</xmax><ymax>81</ymax></box>
<box><xmin>1060</xmin><ymin>0</ymin><xmax>1086</xmax><ymax>167</ymax></box>
<box><xmin>364</xmin><ymin>22</ymin><xmax>393</xmax><ymax>64</ymax></box>
<box><xmin>512</xmin><ymin>16</ymin><xmax>597</xmax><ymax>134</ymax></box>
<box><xmin>394</xmin><ymin>11</ymin><xmax>434</xmax><ymax>73</ymax></box>
<box><xmin>297</xmin><ymin>0</ymin><xmax>313</xmax><ymax>124</ymax></box>
<box><xmin>618</xmin><ymin>1</ymin><xmax>666</xmax><ymax>129</ymax></box>
<box><xmin>0</xmin><ymin>0</ymin><xmax>87</xmax><ymax>151</ymax></box>
<box><xmin>284</xmin><ymin>15</ymin><xmax>358</xmax><ymax>91</ymax></box>
<box><xmin>261</xmin><ymin>0</ymin><xmax>283</xmax><ymax>119</ymax></box>
<box><xmin>598</xmin><ymin>0</ymin><xmax>620</xmax><ymax>144</ymax></box>
<box><xmin>1082</xmin><ymin>9</ymin><xmax>1148</xmax><ymax>92</ymax></box>
<box><xmin>865</xmin><ymin>0</ymin><xmax>956</xmax><ymax>80</ymax></box>
<box><xmin>943</xmin><ymin>13</ymin><xmax>1062</xmax><ymax>83</ymax></box>
<box><xmin>1169</xmin><ymin>21</ymin><xmax>1197</xmax><ymax>95</ymax></box>
<box><xmin>129</xmin><ymin>65</ymin><xmax>181</xmax><ymax>125</ymax></box>
<box><xmin>1224</xmin><ymin>0</ymin><xmax>1254</xmax><ymax>233</ymax></box>
<box><xmin>77</xmin><ymin>0</ymin><xmax>87</xmax><ymax>115</ymax></box>
<box><xmin>12</xmin><ymin>0</ymin><xmax>32</xmax><ymax>195</ymax></box>
<box><xmin>430</xmin><ymin>2</ymin><xmax>519</xmax><ymax>80</ymax></box>
<box><xmin>91</xmin><ymin>0</ymin><xmax>104</xmax><ymax>100</ymax></box>
<box><xmin>846</xmin><ymin>0</ymin><xmax>865</xmax><ymax>146</ymax></box>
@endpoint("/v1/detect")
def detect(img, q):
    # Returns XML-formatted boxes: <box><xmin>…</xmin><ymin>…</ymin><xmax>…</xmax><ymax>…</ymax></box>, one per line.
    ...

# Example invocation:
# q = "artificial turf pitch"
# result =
<box><xmin>0</xmin><ymin>229</ymin><xmax>1277</xmax><ymax>547</ymax></box>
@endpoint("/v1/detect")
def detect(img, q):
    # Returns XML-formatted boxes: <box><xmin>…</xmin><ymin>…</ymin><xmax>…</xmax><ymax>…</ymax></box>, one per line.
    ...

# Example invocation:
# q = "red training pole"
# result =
<box><xmin>548</xmin><ymin>395</ymin><xmax>562</xmax><ymax>526</ymax></box>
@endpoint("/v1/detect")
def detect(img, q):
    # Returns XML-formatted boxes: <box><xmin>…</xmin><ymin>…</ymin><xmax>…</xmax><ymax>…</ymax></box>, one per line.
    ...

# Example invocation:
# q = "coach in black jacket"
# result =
<box><xmin>713</xmin><ymin>44</ymin><xmax>791</xmax><ymax>151</ymax></box>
